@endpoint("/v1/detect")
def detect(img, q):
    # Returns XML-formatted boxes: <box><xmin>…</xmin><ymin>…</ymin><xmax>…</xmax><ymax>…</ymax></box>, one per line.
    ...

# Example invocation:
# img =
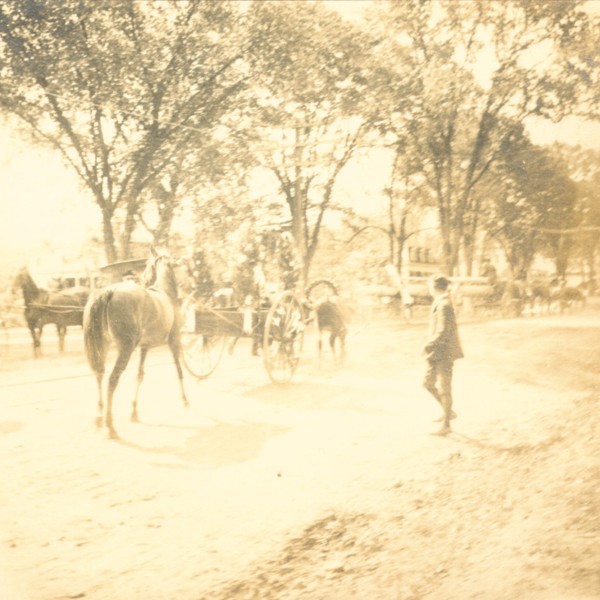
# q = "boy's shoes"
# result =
<box><xmin>432</xmin><ymin>426</ymin><xmax>451</xmax><ymax>436</ymax></box>
<box><xmin>434</xmin><ymin>410</ymin><xmax>457</xmax><ymax>422</ymax></box>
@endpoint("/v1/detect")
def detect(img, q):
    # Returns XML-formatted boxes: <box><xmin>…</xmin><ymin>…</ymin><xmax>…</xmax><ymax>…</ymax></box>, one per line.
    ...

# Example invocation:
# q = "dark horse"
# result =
<box><xmin>315</xmin><ymin>300</ymin><xmax>347</xmax><ymax>363</ymax></box>
<box><xmin>524</xmin><ymin>283</ymin><xmax>552</xmax><ymax>315</ymax></box>
<box><xmin>312</xmin><ymin>297</ymin><xmax>353</xmax><ymax>365</ymax></box>
<box><xmin>549</xmin><ymin>280</ymin><xmax>586</xmax><ymax>313</ymax></box>
<box><xmin>12</xmin><ymin>267</ymin><xmax>89</xmax><ymax>357</ymax></box>
<box><xmin>83</xmin><ymin>248</ymin><xmax>188</xmax><ymax>438</ymax></box>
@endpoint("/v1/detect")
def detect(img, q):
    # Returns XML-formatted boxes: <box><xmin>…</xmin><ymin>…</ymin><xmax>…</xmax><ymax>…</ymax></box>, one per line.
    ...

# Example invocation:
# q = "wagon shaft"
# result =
<box><xmin>194</xmin><ymin>308</ymin><xmax>268</xmax><ymax>338</ymax></box>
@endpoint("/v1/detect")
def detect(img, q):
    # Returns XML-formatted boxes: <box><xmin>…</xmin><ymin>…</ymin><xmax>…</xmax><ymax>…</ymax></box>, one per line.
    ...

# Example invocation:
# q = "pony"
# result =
<box><xmin>83</xmin><ymin>248</ymin><xmax>188</xmax><ymax>438</ymax></box>
<box><xmin>12</xmin><ymin>267</ymin><xmax>89</xmax><ymax>357</ymax></box>
<box><xmin>524</xmin><ymin>283</ymin><xmax>551</xmax><ymax>315</ymax></box>
<box><xmin>549</xmin><ymin>281</ymin><xmax>586</xmax><ymax>313</ymax></box>
<box><xmin>312</xmin><ymin>297</ymin><xmax>353</xmax><ymax>365</ymax></box>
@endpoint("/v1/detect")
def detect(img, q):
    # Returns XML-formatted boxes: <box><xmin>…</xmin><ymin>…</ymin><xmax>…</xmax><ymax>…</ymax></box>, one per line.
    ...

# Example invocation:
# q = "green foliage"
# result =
<box><xmin>242</xmin><ymin>0</ymin><xmax>376</xmax><ymax>280</ymax></box>
<box><xmin>1</xmin><ymin>0</ymin><xmax>599</xmax><ymax>284</ymax></box>
<box><xmin>189</xmin><ymin>248</ymin><xmax>214</xmax><ymax>298</ymax></box>
<box><xmin>0</xmin><ymin>0</ymin><xmax>249</xmax><ymax>261</ymax></box>
<box><xmin>231</xmin><ymin>227</ymin><xmax>302</xmax><ymax>302</ymax></box>
<box><xmin>367</xmin><ymin>0</ymin><xmax>597</xmax><ymax>275</ymax></box>
<box><xmin>483</xmin><ymin>129</ymin><xmax>579</xmax><ymax>278</ymax></box>
<box><xmin>277</xmin><ymin>232</ymin><xmax>302</xmax><ymax>291</ymax></box>
<box><xmin>232</xmin><ymin>232</ymin><xmax>263</xmax><ymax>302</ymax></box>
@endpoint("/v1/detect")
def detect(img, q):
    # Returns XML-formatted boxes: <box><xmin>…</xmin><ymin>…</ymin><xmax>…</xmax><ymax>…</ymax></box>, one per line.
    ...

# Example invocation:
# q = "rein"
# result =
<box><xmin>25</xmin><ymin>303</ymin><xmax>85</xmax><ymax>314</ymax></box>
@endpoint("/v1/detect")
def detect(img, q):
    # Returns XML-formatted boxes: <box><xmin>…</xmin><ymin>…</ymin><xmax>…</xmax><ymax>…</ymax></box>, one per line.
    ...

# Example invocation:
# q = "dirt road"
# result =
<box><xmin>1</xmin><ymin>306</ymin><xmax>599</xmax><ymax>599</ymax></box>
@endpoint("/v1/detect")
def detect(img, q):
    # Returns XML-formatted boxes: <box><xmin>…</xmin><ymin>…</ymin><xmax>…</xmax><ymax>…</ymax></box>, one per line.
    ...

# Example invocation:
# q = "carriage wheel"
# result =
<box><xmin>305</xmin><ymin>279</ymin><xmax>339</xmax><ymax>305</ymax></box>
<box><xmin>263</xmin><ymin>291</ymin><xmax>305</xmax><ymax>384</ymax></box>
<box><xmin>182</xmin><ymin>333</ymin><xmax>226</xmax><ymax>379</ymax></box>
<box><xmin>180</xmin><ymin>295</ymin><xmax>226</xmax><ymax>379</ymax></box>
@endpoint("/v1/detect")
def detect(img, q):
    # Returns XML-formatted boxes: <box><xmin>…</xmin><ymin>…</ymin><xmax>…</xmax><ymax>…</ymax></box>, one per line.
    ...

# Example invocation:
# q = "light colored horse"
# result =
<box><xmin>83</xmin><ymin>248</ymin><xmax>188</xmax><ymax>438</ymax></box>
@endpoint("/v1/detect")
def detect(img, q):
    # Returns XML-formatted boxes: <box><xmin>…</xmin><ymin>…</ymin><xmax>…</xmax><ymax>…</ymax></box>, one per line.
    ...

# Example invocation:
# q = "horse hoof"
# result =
<box><xmin>108</xmin><ymin>428</ymin><xmax>119</xmax><ymax>440</ymax></box>
<box><xmin>94</xmin><ymin>416</ymin><xmax>103</xmax><ymax>429</ymax></box>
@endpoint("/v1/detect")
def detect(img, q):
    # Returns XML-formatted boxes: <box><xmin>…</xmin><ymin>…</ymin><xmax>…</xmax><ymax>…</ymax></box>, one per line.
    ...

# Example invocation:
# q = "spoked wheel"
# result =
<box><xmin>180</xmin><ymin>295</ymin><xmax>226</xmax><ymax>379</ymax></box>
<box><xmin>263</xmin><ymin>291</ymin><xmax>305</xmax><ymax>384</ymax></box>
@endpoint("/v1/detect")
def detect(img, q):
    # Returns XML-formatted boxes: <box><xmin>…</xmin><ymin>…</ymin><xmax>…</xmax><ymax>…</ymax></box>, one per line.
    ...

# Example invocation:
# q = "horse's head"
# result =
<box><xmin>11</xmin><ymin>269</ymin><xmax>23</xmax><ymax>294</ymax></box>
<box><xmin>141</xmin><ymin>247</ymin><xmax>165</xmax><ymax>286</ymax></box>
<box><xmin>141</xmin><ymin>247</ymin><xmax>179</xmax><ymax>299</ymax></box>
<box><xmin>12</xmin><ymin>267</ymin><xmax>34</xmax><ymax>295</ymax></box>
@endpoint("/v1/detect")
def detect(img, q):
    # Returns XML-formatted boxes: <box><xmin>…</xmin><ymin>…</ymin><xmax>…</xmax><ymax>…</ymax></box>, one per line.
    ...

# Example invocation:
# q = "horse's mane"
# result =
<box><xmin>160</xmin><ymin>262</ymin><xmax>179</xmax><ymax>300</ymax></box>
<box><xmin>14</xmin><ymin>267</ymin><xmax>43</xmax><ymax>301</ymax></box>
<box><xmin>145</xmin><ymin>255</ymin><xmax>179</xmax><ymax>300</ymax></box>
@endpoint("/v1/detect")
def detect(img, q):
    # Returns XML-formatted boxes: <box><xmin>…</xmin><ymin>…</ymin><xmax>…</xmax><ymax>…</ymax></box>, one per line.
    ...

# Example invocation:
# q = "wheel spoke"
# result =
<box><xmin>263</xmin><ymin>291</ymin><xmax>305</xmax><ymax>383</ymax></box>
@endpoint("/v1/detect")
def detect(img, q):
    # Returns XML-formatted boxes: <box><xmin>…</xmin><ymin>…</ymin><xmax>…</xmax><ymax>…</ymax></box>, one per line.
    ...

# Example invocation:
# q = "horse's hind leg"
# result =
<box><xmin>106</xmin><ymin>343</ymin><xmax>136</xmax><ymax>438</ymax></box>
<box><xmin>329</xmin><ymin>332</ymin><xmax>337</xmax><ymax>360</ymax></box>
<box><xmin>57</xmin><ymin>324</ymin><xmax>66</xmax><ymax>352</ymax></box>
<box><xmin>131</xmin><ymin>347</ymin><xmax>148</xmax><ymax>422</ymax></box>
<box><xmin>339</xmin><ymin>332</ymin><xmax>347</xmax><ymax>365</ymax></box>
<box><xmin>317</xmin><ymin>329</ymin><xmax>323</xmax><ymax>365</ymax></box>
<box><xmin>94</xmin><ymin>372</ymin><xmax>104</xmax><ymax>429</ymax></box>
<box><xmin>168</xmin><ymin>336</ymin><xmax>189</xmax><ymax>408</ymax></box>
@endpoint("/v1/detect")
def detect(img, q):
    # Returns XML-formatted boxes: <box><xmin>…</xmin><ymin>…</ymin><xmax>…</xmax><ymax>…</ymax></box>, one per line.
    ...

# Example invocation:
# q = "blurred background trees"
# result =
<box><xmin>1</xmin><ymin>0</ymin><xmax>599</xmax><ymax>289</ymax></box>
<box><xmin>0</xmin><ymin>0</ymin><xmax>250</xmax><ymax>262</ymax></box>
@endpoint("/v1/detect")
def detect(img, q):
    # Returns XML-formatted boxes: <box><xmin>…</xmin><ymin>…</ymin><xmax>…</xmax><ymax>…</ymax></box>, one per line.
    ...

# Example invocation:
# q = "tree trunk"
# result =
<box><xmin>292</xmin><ymin>184</ymin><xmax>307</xmax><ymax>285</ymax></box>
<box><xmin>586</xmin><ymin>242</ymin><xmax>596</xmax><ymax>288</ymax></box>
<box><xmin>153</xmin><ymin>184</ymin><xmax>177</xmax><ymax>247</ymax></box>
<box><xmin>102</xmin><ymin>209</ymin><xmax>117</xmax><ymax>264</ymax></box>
<box><xmin>554</xmin><ymin>235</ymin><xmax>571</xmax><ymax>280</ymax></box>
<box><xmin>394</xmin><ymin>213</ymin><xmax>407</xmax><ymax>275</ymax></box>
<box><xmin>463</xmin><ymin>236</ymin><xmax>475</xmax><ymax>277</ymax></box>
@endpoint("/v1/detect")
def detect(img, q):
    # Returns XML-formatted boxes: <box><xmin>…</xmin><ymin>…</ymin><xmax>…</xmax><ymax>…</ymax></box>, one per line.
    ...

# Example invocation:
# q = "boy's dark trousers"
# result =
<box><xmin>423</xmin><ymin>358</ymin><xmax>454</xmax><ymax>424</ymax></box>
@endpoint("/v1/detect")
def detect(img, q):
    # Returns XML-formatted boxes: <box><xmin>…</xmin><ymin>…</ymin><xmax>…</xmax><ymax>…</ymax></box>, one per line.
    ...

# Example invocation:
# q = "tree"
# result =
<box><xmin>484</xmin><ymin>131</ymin><xmax>578</xmax><ymax>280</ymax></box>
<box><xmin>368</xmin><ymin>0</ymin><xmax>598</xmax><ymax>275</ymax></box>
<box><xmin>552</xmin><ymin>145</ymin><xmax>600</xmax><ymax>286</ymax></box>
<box><xmin>244</xmin><ymin>0</ymin><xmax>375</xmax><ymax>283</ymax></box>
<box><xmin>0</xmin><ymin>0</ymin><xmax>249</xmax><ymax>262</ymax></box>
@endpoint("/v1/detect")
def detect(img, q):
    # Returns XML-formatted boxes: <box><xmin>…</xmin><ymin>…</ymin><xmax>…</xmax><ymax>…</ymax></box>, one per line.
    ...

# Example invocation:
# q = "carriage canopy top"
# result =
<box><xmin>99</xmin><ymin>258</ymin><xmax>148</xmax><ymax>283</ymax></box>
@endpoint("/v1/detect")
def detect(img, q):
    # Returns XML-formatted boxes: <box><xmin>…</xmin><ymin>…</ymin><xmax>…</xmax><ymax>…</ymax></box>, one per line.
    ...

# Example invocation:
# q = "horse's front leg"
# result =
<box><xmin>34</xmin><ymin>323</ymin><xmax>43</xmax><ymax>358</ymax></box>
<box><xmin>168</xmin><ymin>336</ymin><xmax>189</xmax><ymax>408</ymax></box>
<box><xmin>131</xmin><ymin>347</ymin><xmax>149</xmax><ymax>422</ymax></box>
<box><xmin>27</xmin><ymin>321</ymin><xmax>40</xmax><ymax>358</ymax></box>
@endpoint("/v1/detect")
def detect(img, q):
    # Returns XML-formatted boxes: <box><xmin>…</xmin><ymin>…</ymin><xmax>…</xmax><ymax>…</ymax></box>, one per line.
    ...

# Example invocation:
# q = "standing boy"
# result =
<box><xmin>423</xmin><ymin>274</ymin><xmax>464</xmax><ymax>435</ymax></box>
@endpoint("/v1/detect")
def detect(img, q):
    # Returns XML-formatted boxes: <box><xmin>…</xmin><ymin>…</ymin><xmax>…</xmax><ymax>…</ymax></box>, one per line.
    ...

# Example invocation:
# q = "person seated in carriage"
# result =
<box><xmin>122</xmin><ymin>269</ymin><xmax>138</xmax><ymax>283</ymax></box>
<box><xmin>480</xmin><ymin>258</ymin><xmax>498</xmax><ymax>285</ymax></box>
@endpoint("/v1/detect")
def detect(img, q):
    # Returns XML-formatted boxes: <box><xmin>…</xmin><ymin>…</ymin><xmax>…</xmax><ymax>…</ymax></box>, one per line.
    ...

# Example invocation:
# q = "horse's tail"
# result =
<box><xmin>83</xmin><ymin>288</ymin><xmax>113</xmax><ymax>375</ymax></box>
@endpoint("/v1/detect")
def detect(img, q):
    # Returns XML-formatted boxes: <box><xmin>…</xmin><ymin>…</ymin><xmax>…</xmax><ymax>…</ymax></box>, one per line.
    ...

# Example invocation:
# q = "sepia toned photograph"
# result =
<box><xmin>1</xmin><ymin>1</ymin><xmax>599</xmax><ymax>598</ymax></box>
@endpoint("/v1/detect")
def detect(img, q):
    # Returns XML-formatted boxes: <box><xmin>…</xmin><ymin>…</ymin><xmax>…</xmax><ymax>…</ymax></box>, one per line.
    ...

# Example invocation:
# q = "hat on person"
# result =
<box><xmin>430</xmin><ymin>274</ymin><xmax>450</xmax><ymax>290</ymax></box>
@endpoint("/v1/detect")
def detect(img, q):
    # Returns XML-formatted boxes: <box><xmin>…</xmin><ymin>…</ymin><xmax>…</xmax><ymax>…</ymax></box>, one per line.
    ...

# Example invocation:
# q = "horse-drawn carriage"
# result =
<box><xmin>11</xmin><ymin>257</ymin><xmax>152</xmax><ymax>357</ymax></box>
<box><xmin>97</xmin><ymin>255</ymin><xmax>310</xmax><ymax>386</ymax></box>
<box><xmin>180</xmin><ymin>277</ymin><xmax>345</xmax><ymax>383</ymax></box>
<box><xmin>180</xmin><ymin>288</ymin><xmax>307</xmax><ymax>384</ymax></box>
<box><xmin>12</xmin><ymin>266</ymin><xmax>90</xmax><ymax>357</ymax></box>
<box><xmin>385</xmin><ymin>263</ymin><xmax>531</xmax><ymax>318</ymax></box>
<box><xmin>384</xmin><ymin>263</ymin><xmax>587</xmax><ymax>320</ymax></box>
<box><xmin>80</xmin><ymin>248</ymin><xmax>347</xmax><ymax>437</ymax></box>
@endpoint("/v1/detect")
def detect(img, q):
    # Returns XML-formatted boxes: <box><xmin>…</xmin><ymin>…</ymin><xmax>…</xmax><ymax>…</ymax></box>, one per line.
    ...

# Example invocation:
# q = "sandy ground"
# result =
<box><xmin>0</xmin><ymin>303</ymin><xmax>599</xmax><ymax>599</ymax></box>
